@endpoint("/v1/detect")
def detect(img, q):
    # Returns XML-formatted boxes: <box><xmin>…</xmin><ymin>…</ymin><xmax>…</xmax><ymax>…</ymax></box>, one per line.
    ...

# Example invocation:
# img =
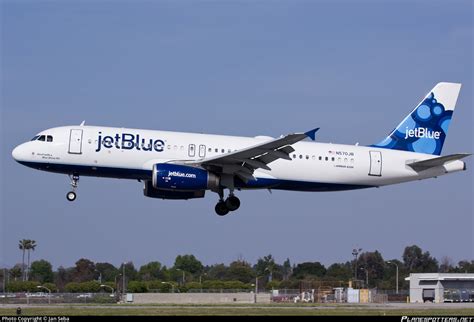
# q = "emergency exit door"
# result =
<box><xmin>369</xmin><ymin>151</ymin><xmax>382</xmax><ymax>176</ymax></box>
<box><xmin>68</xmin><ymin>129</ymin><xmax>83</xmax><ymax>154</ymax></box>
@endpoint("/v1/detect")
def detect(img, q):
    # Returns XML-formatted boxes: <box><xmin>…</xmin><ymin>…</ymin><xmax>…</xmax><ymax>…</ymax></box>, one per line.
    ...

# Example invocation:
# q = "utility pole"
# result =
<box><xmin>352</xmin><ymin>248</ymin><xmax>362</xmax><ymax>284</ymax></box>
<box><xmin>122</xmin><ymin>262</ymin><xmax>127</xmax><ymax>302</ymax></box>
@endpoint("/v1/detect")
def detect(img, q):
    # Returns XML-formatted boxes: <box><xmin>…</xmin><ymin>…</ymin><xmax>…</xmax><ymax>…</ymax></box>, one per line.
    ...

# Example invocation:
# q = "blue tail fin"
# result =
<box><xmin>372</xmin><ymin>82</ymin><xmax>461</xmax><ymax>155</ymax></box>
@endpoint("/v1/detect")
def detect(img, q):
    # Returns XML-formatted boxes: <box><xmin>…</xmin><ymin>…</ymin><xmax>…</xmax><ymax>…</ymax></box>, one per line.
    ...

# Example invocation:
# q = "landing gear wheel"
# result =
<box><xmin>215</xmin><ymin>201</ymin><xmax>229</xmax><ymax>216</ymax></box>
<box><xmin>66</xmin><ymin>191</ymin><xmax>77</xmax><ymax>202</ymax></box>
<box><xmin>225</xmin><ymin>195</ymin><xmax>240</xmax><ymax>211</ymax></box>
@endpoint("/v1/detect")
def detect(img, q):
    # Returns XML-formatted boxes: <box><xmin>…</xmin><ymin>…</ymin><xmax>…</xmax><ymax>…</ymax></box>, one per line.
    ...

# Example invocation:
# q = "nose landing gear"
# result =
<box><xmin>66</xmin><ymin>174</ymin><xmax>79</xmax><ymax>202</ymax></box>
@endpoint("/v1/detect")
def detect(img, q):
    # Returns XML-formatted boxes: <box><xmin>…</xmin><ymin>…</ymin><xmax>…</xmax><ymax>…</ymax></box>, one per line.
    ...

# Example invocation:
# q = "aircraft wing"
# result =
<box><xmin>184</xmin><ymin>128</ymin><xmax>319</xmax><ymax>182</ymax></box>
<box><xmin>407</xmin><ymin>153</ymin><xmax>471</xmax><ymax>172</ymax></box>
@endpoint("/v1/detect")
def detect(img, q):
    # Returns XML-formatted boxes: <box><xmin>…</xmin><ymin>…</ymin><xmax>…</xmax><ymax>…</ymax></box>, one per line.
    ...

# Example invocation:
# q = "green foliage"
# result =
<box><xmin>119</xmin><ymin>262</ymin><xmax>138</xmax><ymax>281</ymax></box>
<box><xmin>186</xmin><ymin>282</ymin><xmax>202</xmax><ymax>290</ymax></box>
<box><xmin>158</xmin><ymin>282</ymin><xmax>173</xmax><ymax>293</ymax></box>
<box><xmin>30</xmin><ymin>260</ymin><xmax>54</xmax><ymax>283</ymax></box>
<box><xmin>54</xmin><ymin>266</ymin><xmax>74</xmax><ymax>292</ymax></box>
<box><xmin>6</xmin><ymin>281</ymin><xmax>40</xmax><ymax>292</ymax></box>
<box><xmin>95</xmin><ymin>262</ymin><xmax>118</xmax><ymax>282</ymax></box>
<box><xmin>456</xmin><ymin>260</ymin><xmax>474</xmax><ymax>273</ymax></box>
<box><xmin>266</xmin><ymin>280</ymin><xmax>281</xmax><ymax>290</ymax></box>
<box><xmin>403</xmin><ymin>245</ymin><xmax>439</xmax><ymax>273</ymax></box>
<box><xmin>227</xmin><ymin>260</ymin><xmax>255</xmax><ymax>283</ymax></box>
<box><xmin>325</xmin><ymin>263</ymin><xmax>352</xmax><ymax>281</ymax></box>
<box><xmin>42</xmin><ymin>283</ymin><xmax>57</xmax><ymax>293</ymax></box>
<box><xmin>127</xmin><ymin>281</ymin><xmax>148</xmax><ymax>293</ymax></box>
<box><xmin>138</xmin><ymin>261</ymin><xmax>163</xmax><ymax>281</ymax></box>
<box><xmin>73</xmin><ymin>259</ymin><xmax>98</xmax><ymax>282</ymax></box>
<box><xmin>357</xmin><ymin>251</ymin><xmax>385</xmax><ymax>288</ymax></box>
<box><xmin>292</xmin><ymin>262</ymin><xmax>326</xmax><ymax>279</ymax></box>
<box><xmin>207</xmin><ymin>264</ymin><xmax>228</xmax><ymax>280</ymax></box>
<box><xmin>201</xmin><ymin>280</ymin><xmax>250</xmax><ymax>290</ymax></box>
<box><xmin>174</xmin><ymin>255</ymin><xmax>203</xmax><ymax>274</ymax></box>
<box><xmin>65</xmin><ymin>281</ymin><xmax>101</xmax><ymax>293</ymax></box>
<box><xmin>9</xmin><ymin>265</ymin><xmax>22</xmax><ymax>281</ymax></box>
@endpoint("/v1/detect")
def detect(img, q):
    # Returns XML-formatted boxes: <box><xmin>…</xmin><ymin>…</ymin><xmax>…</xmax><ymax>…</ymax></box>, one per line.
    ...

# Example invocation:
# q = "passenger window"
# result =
<box><xmin>306</xmin><ymin>155</ymin><xmax>309</xmax><ymax>160</ymax></box>
<box><xmin>38</xmin><ymin>135</ymin><xmax>46</xmax><ymax>141</ymax></box>
<box><xmin>293</xmin><ymin>154</ymin><xmax>296</xmax><ymax>159</ymax></box>
<box><xmin>325</xmin><ymin>157</ymin><xmax>328</xmax><ymax>161</ymax></box>
<box><xmin>331</xmin><ymin>157</ymin><xmax>335</xmax><ymax>161</ymax></box>
<box><xmin>319</xmin><ymin>156</ymin><xmax>322</xmax><ymax>161</ymax></box>
<box><xmin>208</xmin><ymin>148</ymin><xmax>212</xmax><ymax>152</ymax></box>
<box><xmin>299</xmin><ymin>155</ymin><xmax>303</xmax><ymax>159</ymax></box>
<box><xmin>221</xmin><ymin>149</ymin><xmax>225</xmax><ymax>153</ymax></box>
<box><xmin>215</xmin><ymin>148</ymin><xmax>218</xmax><ymax>153</ymax></box>
<box><xmin>47</xmin><ymin>136</ymin><xmax>53</xmax><ymax>142</ymax></box>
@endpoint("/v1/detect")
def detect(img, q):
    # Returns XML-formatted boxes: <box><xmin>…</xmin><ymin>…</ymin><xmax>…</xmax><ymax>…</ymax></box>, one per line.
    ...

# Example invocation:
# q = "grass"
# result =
<box><xmin>0</xmin><ymin>305</ymin><xmax>473</xmax><ymax>316</ymax></box>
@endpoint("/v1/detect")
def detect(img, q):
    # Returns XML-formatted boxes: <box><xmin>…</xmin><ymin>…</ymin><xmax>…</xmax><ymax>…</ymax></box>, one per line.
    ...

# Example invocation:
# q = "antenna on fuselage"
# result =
<box><xmin>80</xmin><ymin>120</ymin><xmax>85</xmax><ymax>126</ymax></box>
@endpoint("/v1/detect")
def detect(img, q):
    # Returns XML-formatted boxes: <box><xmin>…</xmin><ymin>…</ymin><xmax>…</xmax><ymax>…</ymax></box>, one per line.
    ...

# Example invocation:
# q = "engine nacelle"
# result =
<box><xmin>144</xmin><ymin>181</ymin><xmax>205</xmax><ymax>200</ymax></box>
<box><xmin>152</xmin><ymin>163</ymin><xmax>219</xmax><ymax>192</ymax></box>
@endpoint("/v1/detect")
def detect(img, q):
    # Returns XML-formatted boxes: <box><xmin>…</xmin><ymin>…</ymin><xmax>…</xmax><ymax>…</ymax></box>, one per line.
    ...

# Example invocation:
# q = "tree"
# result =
<box><xmin>402</xmin><ymin>245</ymin><xmax>438</xmax><ymax>273</ymax></box>
<box><xmin>255</xmin><ymin>255</ymin><xmax>276</xmax><ymax>277</ymax></box>
<box><xmin>357</xmin><ymin>251</ymin><xmax>385</xmax><ymax>288</ymax></box>
<box><xmin>292</xmin><ymin>262</ymin><xmax>326</xmax><ymax>279</ymax></box>
<box><xmin>25</xmin><ymin>240</ymin><xmax>37</xmax><ymax>281</ymax></box>
<box><xmin>96</xmin><ymin>262</ymin><xmax>119</xmax><ymax>282</ymax></box>
<box><xmin>54</xmin><ymin>266</ymin><xmax>74</xmax><ymax>291</ymax></box>
<box><xmin>19</xmin><ymin>239</ymin><xmax>28</xmax><ymax>281</ymax></box>
<box><xmin>138</xmin><ymin>261</ymin><xmax>163</xmax><ymax>281</ymax></box>
<box><xmin>10</xmin><ymin>264</ymin><xmax>22</xmax><ymax>281</ymax></box>
<box><xmin>174</xmin><ymin>255</ymin><xmax>203</xmax><ymax>274</ymax></box>
<box><xmin>29</xmin><ymin>260</ymin><xmax>54</xmax><ymax>283</ymax></box>
<box><xmin>325</xmin><ymin>262</ymin><xmax>352</xmax><ymax>281</ymax></box>
<box><xmin>456</xmin><ymin>260</ymin><xmax>474</xmax><ymax>273</ymax></box>
<box><xmin>227</xmin><ymin>260</ymin><xmax>255</xmax><ymax>283</ymax></box>
<box><xmin>207</xmin><ymin>264</ymin><xmax>228</xmax><ymax>281</ymax></box>
<box><xmin>73</xmin><ymin>258</ymin><xmax>98</xmax><ymax>282</ymax></box>
<box><xmin>119</xmin><ymin>262</ymin><xmax>138</xmax><ymax>283</ymax></box>
<box><xmin>282</xmin><ymin>258</ymin><xmax>292</xmax><ymax>281</ymax></box>
<box><xmin>439</xmin><ymin>256</ymin><xmax>454</xmax><ymax>273</ymax></box>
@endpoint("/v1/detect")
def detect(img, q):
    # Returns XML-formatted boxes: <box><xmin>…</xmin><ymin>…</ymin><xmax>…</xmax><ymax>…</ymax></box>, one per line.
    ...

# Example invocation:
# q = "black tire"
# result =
<box><xmin>225</xmin><ymin>195</ymin><xmax>240</xmax><ymax>211</ymax></box>
<box><xmin>215</xmin><ymin>201</ymin><xmax>229</xmax><ymax>216</ymax></box>
<box><xmin>66</xmin><ymin>191</ymin><xmax>77</xmax><ymax>202</ymax></box>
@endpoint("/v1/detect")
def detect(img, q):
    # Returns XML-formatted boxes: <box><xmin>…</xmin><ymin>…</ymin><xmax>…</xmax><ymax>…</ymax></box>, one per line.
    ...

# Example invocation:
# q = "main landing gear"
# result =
<box><xmin>66</xmin><ymin>174</ymin><xmax>79</xmax><ymax>202</ymax></box>
<box><xmin>215</xmin><ymin>189</ymin><xmax>241</xmax><ymax>216</ymax></box>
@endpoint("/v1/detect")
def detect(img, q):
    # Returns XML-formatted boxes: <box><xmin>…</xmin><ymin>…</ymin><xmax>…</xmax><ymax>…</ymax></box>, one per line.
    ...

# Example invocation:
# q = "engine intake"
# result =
<box><xmin>152</xmin><ymin>163</ymin><xmax>219</xmax><ymax>192</ymax></box>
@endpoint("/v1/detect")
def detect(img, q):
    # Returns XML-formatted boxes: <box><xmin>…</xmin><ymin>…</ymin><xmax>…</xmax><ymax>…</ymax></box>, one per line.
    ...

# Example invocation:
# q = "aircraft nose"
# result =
<box><xmin>12</xmin><ymin>143</ymin><xmax>27</xmax><ymax>162</ymax></box>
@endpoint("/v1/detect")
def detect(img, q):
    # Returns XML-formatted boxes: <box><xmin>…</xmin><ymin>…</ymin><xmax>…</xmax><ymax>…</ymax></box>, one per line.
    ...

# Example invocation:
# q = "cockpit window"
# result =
<box><xmin>47</xmin><ymin>135</ymin><xmax>53</xmax><ymax>142</ymax></box>
<box><xmin>38</xmin><ymin>135</ymin><xmax>46</xmax><ymax>141</ymax></box>
<box><xmin>31</xmin><ymin>136</ymin><xmax>40</xmax><ymax>141</ymax></box>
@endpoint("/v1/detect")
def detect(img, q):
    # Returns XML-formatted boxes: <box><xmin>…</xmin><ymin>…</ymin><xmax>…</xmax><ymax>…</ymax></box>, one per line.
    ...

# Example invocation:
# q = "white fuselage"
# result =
<box><xmin>12</xmin><ymin>125</ymin><xmax>466</xmax><ymax>192</ymax></box>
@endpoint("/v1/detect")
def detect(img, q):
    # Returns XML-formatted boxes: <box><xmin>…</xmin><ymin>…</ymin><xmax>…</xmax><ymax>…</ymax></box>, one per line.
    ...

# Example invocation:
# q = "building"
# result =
<box><xmin>405</xmin><ymin>273</ymin><xmax>474</xmax><ymax>303</ymax></box>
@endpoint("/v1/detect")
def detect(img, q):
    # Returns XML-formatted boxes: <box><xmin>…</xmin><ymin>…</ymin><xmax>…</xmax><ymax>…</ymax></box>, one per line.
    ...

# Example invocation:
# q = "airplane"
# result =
<box><xmin>12</xmin><ymin>82</ymin><xmax>471</xmax><ymax>216</ymax></box>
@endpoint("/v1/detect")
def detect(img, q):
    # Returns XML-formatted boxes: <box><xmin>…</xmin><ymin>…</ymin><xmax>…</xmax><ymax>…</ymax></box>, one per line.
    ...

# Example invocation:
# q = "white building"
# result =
<box><xmin>405</xmin><ymin>273</ymin><xmax>474</xmax><ymax>303</ymax></box>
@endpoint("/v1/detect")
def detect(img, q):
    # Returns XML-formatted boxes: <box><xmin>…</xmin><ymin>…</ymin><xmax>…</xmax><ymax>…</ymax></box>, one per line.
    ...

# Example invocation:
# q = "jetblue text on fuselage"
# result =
<box><xmin>404</xmin><ymin>127</ymin><xmax>441</xmax><ymax>140</ymax></box>
<box><xmin>96</xmin><ymin>132</ymin><xmax>165</xmax><ymax>152</ymax></box>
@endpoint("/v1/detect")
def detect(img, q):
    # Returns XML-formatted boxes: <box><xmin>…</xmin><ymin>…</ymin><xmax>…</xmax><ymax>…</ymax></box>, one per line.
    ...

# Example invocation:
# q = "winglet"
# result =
<box><xmin>304</xmin><ymin>128</ymin><xmax>320</xmax><ymax>141</ymax></box>
<box><xmin>80</xmin><ymin>120</ymin><xmax>86</xmax><ymax>126</ymax></box>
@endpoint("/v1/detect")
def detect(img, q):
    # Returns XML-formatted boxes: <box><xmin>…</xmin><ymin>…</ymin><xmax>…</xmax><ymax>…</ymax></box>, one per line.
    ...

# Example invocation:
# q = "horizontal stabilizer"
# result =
<box><xmin>407</xmin><ymin>153</ymin><xmax>471</xmax><ymax>171</ymax></box>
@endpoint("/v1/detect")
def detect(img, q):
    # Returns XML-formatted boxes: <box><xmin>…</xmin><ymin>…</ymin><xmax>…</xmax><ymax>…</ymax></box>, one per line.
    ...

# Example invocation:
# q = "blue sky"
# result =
<box><xmin>1</xmin><ymin>0</ymin><xmax>472</xmax><ymax>270</ymax></box>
